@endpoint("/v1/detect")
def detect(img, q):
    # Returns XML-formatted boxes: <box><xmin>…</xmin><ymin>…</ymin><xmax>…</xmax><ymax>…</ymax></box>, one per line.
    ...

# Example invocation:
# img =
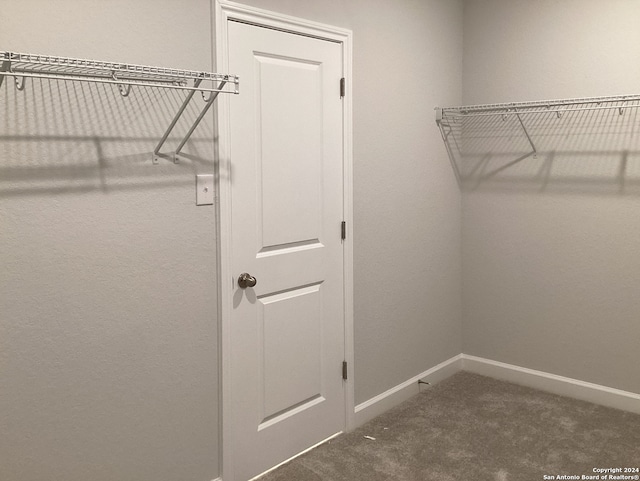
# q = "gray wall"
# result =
<box><xmin>462</xmin><ymin>0</ymin><xmax>640</xmax><ymax>394</ymax></box>
<box><xmin>0</xmin><ymin>1</ymin><xmax>220</xmax><ymax>480</ymax></box>
<box><xmin>1</xmin><ymin>1</ymin><xmax>463</xmax><ymax>480</ymax></box>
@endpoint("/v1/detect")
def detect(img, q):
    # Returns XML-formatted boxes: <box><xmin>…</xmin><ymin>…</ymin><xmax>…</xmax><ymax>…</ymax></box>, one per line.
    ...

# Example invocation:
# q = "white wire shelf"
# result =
<box><xmin>435</xmin><ymin>94</ymin><xmax>640</xmax><ymax>185</ymax></box>
<box><xmin>0</xmin><ymin>51</ymin><xmax>240</xmax><ymax>163</ymax></box>
<box><xmin>436</xmin><ymin>94</ymin><xmax>640</xmax><ymax>118</ymax></box>
<box><xmin>0</xmin><ymin>51</ymin><xmax>239</xmax><ymax>93</ymax></box>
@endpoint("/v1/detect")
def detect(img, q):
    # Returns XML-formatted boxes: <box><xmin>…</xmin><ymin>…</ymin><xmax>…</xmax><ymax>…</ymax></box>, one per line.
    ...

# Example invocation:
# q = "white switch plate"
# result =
<box><xmin>196</xmin><ymin>174</ymin><xmax>214</xmax><ymax>206</ymax></box>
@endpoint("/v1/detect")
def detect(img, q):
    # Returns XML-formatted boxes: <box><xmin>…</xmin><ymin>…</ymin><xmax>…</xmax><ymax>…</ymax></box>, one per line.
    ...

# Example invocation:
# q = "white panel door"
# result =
<box><xmin>227</xmin><ymin>21</ymin><xmax>345</xmax><ymax>481</ymax></box>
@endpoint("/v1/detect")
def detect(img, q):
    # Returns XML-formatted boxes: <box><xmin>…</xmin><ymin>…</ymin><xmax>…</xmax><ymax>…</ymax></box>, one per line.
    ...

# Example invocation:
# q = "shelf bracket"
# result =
<box><xmin>0</xmin><ymin>59</ymin><xmax>10</xmax><ymax>89</ymax></box>
<box><xmin>435</xmin><ymin>107</ymin><xmax>462</xmax><ymax>185</ymax></box>
<box><xmin>173</xmin><ymin>79</ymin><xmax>227</xmax><ymax>163</ymax></box>
<box><xmin>514</xmin><ymin>108</ymin><xmax>537</xmax><ymax>156</ymax></box>
<box><xmin>153</xmin><ymin>78</ymin><xmax>204</xmax><ymax>164</ymax></box>
<box><xmin>153</xmin><ymin>78</ymin><xmax>228</xmax><ymax>164</ymax></box>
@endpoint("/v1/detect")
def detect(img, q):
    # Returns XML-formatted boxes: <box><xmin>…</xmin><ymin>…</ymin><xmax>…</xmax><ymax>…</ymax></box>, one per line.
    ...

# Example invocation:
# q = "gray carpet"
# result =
<box><xmin>259</xmin><ymin>371</ymin><xmax>640</xmax><ymax>481</ymax></box>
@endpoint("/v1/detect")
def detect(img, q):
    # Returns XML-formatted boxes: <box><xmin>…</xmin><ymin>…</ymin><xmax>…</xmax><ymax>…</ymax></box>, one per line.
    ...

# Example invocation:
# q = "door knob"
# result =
<box><xmin>238</xmin><ymin>273</ymin><xmax>257</xmax><ymax>289</ymax></box>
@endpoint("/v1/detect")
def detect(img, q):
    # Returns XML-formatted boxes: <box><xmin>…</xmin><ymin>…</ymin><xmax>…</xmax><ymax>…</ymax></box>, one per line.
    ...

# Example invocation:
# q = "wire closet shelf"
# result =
<box><xmin>0</xmin><ymin>51</ymin><xmax>240</xmax><ymax>163</ymax></box>
<box><xmin>436</xmin><ymin>94</ymin><xmax>640</xmax><ymax>120</ymax></box>
<box><xmin>434</xmin><ymin>94</ymin><xmax>640</xmax><ymax>184</ymax></box>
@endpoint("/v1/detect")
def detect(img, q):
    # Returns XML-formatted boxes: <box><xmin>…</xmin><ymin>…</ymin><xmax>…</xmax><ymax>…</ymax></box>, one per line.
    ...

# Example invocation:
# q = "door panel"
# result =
<box><xmin>255</xmin><ymin>54</ymin><xmax>323</xmax><ymax>249</ymax></box>
<box><xmin>227</xmin><ymin>21</ymin><xmax>345</xmax><ymax>481</ymax></box>
<box><xmin>260</xmin><ymin>283</ymin><xmax>323</xmax><ymax>422</ymax></box>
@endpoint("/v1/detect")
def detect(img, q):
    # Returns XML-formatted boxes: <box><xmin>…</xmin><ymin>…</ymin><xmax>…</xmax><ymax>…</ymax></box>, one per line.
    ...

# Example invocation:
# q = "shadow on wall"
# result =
<box><xmin>439</xmin><ymin>99</ymin><xmax>640</xmax><ymax>195</ymax></box>
<box><xmin>0</xmin><ymin>77</ymin><xmax>222</xmax><ymax>197</ymax></box>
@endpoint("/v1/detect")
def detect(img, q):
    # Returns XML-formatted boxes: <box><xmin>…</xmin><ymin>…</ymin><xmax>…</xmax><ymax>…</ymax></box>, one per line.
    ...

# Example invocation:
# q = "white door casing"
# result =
<box><xmin>215</xmin><ymin>3</ymin><xmax>354</xmax><ymax>481</ymax></box>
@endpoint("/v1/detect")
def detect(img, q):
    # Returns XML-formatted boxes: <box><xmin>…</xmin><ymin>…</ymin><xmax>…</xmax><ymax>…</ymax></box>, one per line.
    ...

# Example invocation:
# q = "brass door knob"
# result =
<box><xmin>238</xmin><ymin>273</ymin><xmax>257</xmax><ymax>289</ymax></box>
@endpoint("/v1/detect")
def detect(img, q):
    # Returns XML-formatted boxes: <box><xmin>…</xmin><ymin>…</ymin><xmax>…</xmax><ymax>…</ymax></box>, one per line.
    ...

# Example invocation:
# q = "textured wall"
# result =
<box><xmin>0</xmin><ymin>1</ymin><xmax>464</xmax><ymax>480</ymax></box>
<box><xmin>231</xmin><ymin>0</ymin><xmax>464</xmax><ymax>405</ymax></box>
<box><xmin>462</xmin><ymin>0</ymin><xmax>640</xmax><ymax>394</ymax></box>
<box><xmin>0</xmin><ymin>1</ymin><xmax>220</xmax><ymax>480</ymax></box>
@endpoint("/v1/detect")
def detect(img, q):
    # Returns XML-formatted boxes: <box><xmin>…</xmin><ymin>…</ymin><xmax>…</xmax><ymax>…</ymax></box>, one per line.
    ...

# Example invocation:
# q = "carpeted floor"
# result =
<box><xmin>258</xmin><ymin>371</ymin><xmax>640</xmax><ymax>481</ymax></box>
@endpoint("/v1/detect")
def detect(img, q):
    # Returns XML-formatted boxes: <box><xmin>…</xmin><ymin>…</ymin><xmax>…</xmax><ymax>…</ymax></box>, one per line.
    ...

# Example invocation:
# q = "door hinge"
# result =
<box><xmin>341</xmin><ymin>221</ymin><xmax>346</xmax><ymax>240</ymax></box>
<box><xmin>340</xmin><ymin>77</ymin><xmax>345</xmax><ymax>98</ymax></box>
<box><xmin>342</xmin><ymin>361</ymin><xmax>348</xmax><ymax>380</ymax></box>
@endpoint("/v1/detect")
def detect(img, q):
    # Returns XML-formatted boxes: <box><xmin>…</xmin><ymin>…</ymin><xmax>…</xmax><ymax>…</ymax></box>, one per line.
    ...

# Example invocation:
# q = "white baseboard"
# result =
<box><xmin>462</xmin><ymin>354</ymin><xmax>640</xmax><ymax>415</ymax></box>
<box><xmin>353</xmin><ymin>354</ymin><xmax>463</xmax><ymax>427</ymax></box>
<box><xmin>353</xmin><ymin>353</ymin><xmax>640</xmax><ymax>429</ymax></box>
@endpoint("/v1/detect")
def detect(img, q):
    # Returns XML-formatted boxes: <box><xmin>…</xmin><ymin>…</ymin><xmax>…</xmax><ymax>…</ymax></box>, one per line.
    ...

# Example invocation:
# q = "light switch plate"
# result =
<box><xmin>196</xmin><ymin>174</ymin><xmax>214</xmax><ymax>206</ymax></box>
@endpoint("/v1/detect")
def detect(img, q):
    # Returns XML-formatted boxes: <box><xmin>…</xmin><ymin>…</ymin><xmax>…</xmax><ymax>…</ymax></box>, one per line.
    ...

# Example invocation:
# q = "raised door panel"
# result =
<box><xmin>255</xmin><ymin>54</ymin><xmax>323</xmax><ymax>251</ymax></box>
<box><xmin>259</xmin><ymin>283</ymin><xmax>324</xmax><ymax>428</ymax></box>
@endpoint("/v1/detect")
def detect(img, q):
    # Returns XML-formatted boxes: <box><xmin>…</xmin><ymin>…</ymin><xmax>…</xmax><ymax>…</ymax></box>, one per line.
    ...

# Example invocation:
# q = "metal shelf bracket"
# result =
<box><xmin>514</xmin><ymin>109</ymin><xmax>537</xmax><ymax>157</ymax></box>
<box><xmin>152</xmin><ymin>77</ymin><xmax>229</xmax><ymax>164</ymax></box>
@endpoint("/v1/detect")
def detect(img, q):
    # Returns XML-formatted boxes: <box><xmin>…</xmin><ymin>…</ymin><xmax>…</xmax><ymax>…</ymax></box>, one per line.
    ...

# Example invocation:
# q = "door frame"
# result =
<box><xmin>214</xmin><ymin>1</ymin><xmax>354</xmax><ymax>479</ymax></box>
